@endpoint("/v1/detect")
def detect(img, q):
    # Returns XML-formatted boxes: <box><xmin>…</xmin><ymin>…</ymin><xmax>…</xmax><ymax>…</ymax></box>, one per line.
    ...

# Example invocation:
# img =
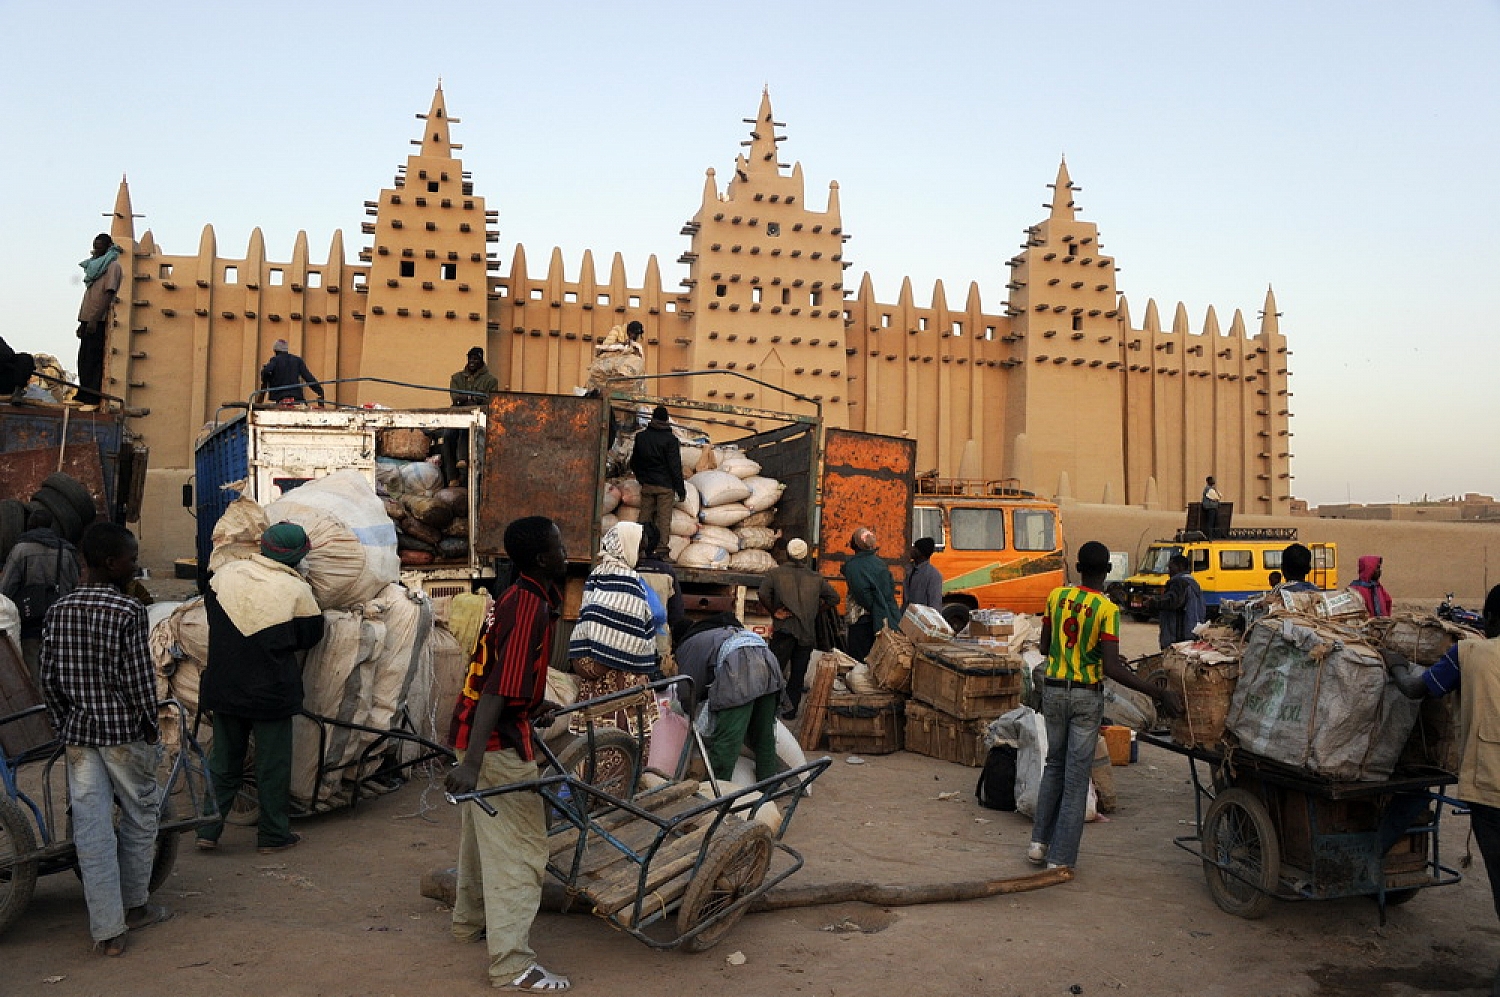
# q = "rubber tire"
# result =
<box><xmin>31</xmin><ymin>487</ymin><xmax>84</xmax><ymax>545</ymax></box>
<box><xmin>40</xmin><ymin>473</ymin><xmax>98</xmax><ymax>525</ymax></box>
<box><xmin>224</xmin><ymin>784</ymin><xmax>262</xmax><ymax>828</ymax></box>
<box><xmin>148</xmin><ymin>825</ymin><xmax>180</xmax><ymax>894</ymax></box>
<box><xmin>676</xmin><ymin>820</ymin><xmax>774</xmax><ymax>953</ymax></box>
<box><xmin>0</xmin><ymin>797</ymin><xmax>40</xmax><ymax>938</ymax></box>
<box><xmin>0</xmin><ymin>498</ymin><xmax>26</xmax><ymax>565</ymax></box>
<box><xmin>552</xmin><ymin>727</ymin><xmax>639</xmax><ymax>814</ymax></box>
<box><xmin>1201</xmin><ymin>787</ymin><xmax>1280</xmax><ymax>919</ymax></box>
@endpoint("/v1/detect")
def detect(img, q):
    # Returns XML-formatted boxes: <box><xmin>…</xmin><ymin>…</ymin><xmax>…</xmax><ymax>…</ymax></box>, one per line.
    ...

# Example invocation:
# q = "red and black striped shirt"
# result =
<box><xmin>449</xmin><ymin>574</ymin><xmax>561</xmax><ymax>761</ymax></box>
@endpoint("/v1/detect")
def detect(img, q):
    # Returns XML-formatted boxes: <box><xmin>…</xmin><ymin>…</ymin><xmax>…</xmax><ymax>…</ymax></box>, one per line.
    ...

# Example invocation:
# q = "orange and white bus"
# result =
<box><xmin>910</xmin><ymin>478</ymin><xmax>1066</xmax><ymax>615</ymax></box>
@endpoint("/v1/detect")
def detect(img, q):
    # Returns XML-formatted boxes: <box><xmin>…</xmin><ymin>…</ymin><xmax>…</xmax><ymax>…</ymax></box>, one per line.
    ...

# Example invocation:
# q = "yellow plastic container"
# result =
<box><xmin>1102</xmin><ymin>725</ymin><xmax>1132</xmax><ymax>766</ymax></box>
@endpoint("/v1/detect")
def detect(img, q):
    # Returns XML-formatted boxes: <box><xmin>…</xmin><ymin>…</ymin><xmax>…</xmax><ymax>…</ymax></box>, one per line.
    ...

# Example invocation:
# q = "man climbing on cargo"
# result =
<box><xmin>259</xmin><ymin>339</ymin><xmax>325</xmax><ymax>407</ymax></box>
<box><xmin>1385</xmin><ymin>584</ymin><xmax>1500</xmax><ymax>997</ymax></box>
<box><xmin>445</xmin><ymin>516</ymin><xmax>571</xmax><ymax>993</ymax></box>
<box><xmin>196</xmin><ymin>523</ymin><xmax>324</xmax><ymax>855</ymax></box>
<box><xmin>1028</xmin><ymin>541</ymin><xmax>1182</xmax><ymax>872</ymax></box>
<box><xmin>842</xmin><ymin>527</ymin><xmax>900</xmax><ymax>662</ymax></box>
<box><xmin>1348</xmin><ymin>555</ymin><xmax>1393</xmax><ymax>618</ymax></box>
<box><xmin>630</xmin><ymin>405</ymin><xmax>685</xmax><ymax>559</ymax></box>
<box><xmin>442</xmin><ymin>346</ymin><xmax>498</xmax><ymax>485</ymax></box>
<box><xmin>1151</xmin><ymin>554</ymin><xmax>1205</xmax><ymax>649</ymax></box>
<box><xmin>759</xmin><ymin>538</ymin><xmax>840</xmax><ymax>719</ymax></box>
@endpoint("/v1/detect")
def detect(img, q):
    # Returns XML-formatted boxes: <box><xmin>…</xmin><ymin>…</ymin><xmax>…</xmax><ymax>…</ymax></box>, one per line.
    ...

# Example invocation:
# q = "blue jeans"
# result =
<box><xmin>66</xmin><ymin>741</ymin><xmax>163</xmax><ymax>942</ymax></box>
<box><xmin>1031</xmin><ymin>686</ymin><xmax>1103</xmax><ymax>868</ymax></box>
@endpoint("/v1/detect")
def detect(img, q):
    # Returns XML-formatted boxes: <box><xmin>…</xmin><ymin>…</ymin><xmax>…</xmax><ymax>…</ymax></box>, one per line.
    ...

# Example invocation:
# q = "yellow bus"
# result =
<box><xmin>1113</xmin><ymin>530</ymin><xmax>1338</xmax><ymax>620</ymax></box>
<box><xmin>910</xmin><ymin>478</ymin><xmax>1065</xmax><ymax>615</ymax></box>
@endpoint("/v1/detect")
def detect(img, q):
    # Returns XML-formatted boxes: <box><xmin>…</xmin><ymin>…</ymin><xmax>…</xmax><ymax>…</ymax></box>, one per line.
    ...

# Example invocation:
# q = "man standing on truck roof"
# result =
<box><xmin>1151</xmin><ymin>554</ymin><xmax>1205</xmax><ymax>649</ymax></box>
<box><xmin>259</xmin><ymin>339</ymin><xmax>325</xmax><ymax>407</ymax></box>
<box><xmin>842</xmin><ymin>527</ymin><xmax>900</xmax><ymax>662</ymax></box>
<box><xmin>76</xmin><ymin>234</ymin><xmax>123</xmax><ymax>410</ymax></box>
<box><xmin>630</xmin><ymin>405</ymin><xmax>685</xmax><ymax>559</ymax></box>
<box><xmin>196</xmin><ymin>523</ymin><xmax>324</xmax><ymax>856</ymax></box>
<box><xmin>1385</xmin><ymin>584</ymin><xmax>1500</xmax><ymax>997</ymax></box>
<box><xmin>903</xmin><ymin>537</ymin><xmax>943</xmax><ymax>613</ymax></box>
<box><xmin>1029</xmin><ymin>541</ymin><xmax>1182</xmax><ymax>872</ymax></box>
<box><xmin>1200</xmin><ymin>476</ymin><xmax>1223</xmax><ymax>539</ymax></box>
<box><xmin>441</xmin><ymin>347</ymin><xmax>498</xmax><ymax>486</ymax></box>
<box><xmin>445</xmin><ymin>516</ymin><xmax>571</xmax><ymax>994</ymax></box>
<box><xmin>759</xmin><ymin>538</ymin><xmax>840</xmax><ymax>720</ymax></box>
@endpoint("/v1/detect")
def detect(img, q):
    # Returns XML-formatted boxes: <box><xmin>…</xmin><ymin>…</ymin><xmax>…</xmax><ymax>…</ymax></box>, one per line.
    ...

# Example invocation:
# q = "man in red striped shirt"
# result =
<box><xmin>445</xmin><ymin>516</ymin><xmax>571</xmax><ymax>993</ymax></box>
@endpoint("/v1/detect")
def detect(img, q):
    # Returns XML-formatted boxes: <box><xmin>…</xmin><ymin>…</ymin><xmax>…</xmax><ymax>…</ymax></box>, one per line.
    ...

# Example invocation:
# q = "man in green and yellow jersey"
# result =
<box><xmin>1028</xmin><ymin>541</ymin><xmax>1181</xmax><ymax>871</ymax></box>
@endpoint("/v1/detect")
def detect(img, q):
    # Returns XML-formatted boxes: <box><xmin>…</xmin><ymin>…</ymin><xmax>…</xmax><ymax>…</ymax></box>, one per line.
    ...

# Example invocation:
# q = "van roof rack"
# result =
<box><xmin>915</xmin><ymin>475</ymin><xmax>1036</xmax><ymax>498</ymax></box>
<box><xmin>1170</xmin><ymin>527</ymin><xmax>1299</xmax><ymax>543</ymax></box>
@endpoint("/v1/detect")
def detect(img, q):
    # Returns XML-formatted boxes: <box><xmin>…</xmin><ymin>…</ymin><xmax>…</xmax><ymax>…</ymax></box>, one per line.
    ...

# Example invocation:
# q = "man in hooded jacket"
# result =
<box><xmin>629</xmin><ymin>405</ymin><xmax>685</xmax><ymax>558</ymax></box>
<box><xmin>1</xmin><ymin>506</ymin><xmax>80</xmax><ymax>681</ymax></box>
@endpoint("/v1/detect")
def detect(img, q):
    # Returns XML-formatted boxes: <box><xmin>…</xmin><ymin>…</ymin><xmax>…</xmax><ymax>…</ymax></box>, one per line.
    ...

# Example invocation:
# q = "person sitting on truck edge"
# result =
<box><xmin>1</xmin><ymin>504</ymin><xmax>81</xmax><ymax>682</ymax></box>
<box><xmin>567</xmin><ymin>522</ymin><xmax>663</xmax><ymax>737</ymax></box>
<box><xmin>759</xmin><ymin>537</ymin><xmax>840</xmax><ymax>720</ymax></box>
<box><xmin>1348</xmin><ymin>555</ymin><xmax>1393</xmax><ymax>618</ymax></box>
<box><xmin>441</xmin><ymin>346</ymin><xmax>498</xmax><ymax>485</ymax></box>
<box><xmin>445</xmin><ymin>516</ymin><xmax>571</xmax><ymax>994</ymax></box>
<box><xmin>904</xmin><ymin>536</ymin><xmax>943</xmax><ymax>613</ymax></box>
<box><xmin>1151</xmin><ymin>553</ymin><xmax>1206</xmax><ymax>650</ymax></box>
<box><xmin>1276</xmin><ymin>543</ymin><xmax>1317</xmax><ymax>593</ymax></box>
<box><xmin>39</xmin><ymin>522</ymin><xmax>170</xmax><ymax>956</ymax></box>
<box><xmin>196</xmin><ymin>522</ymin><xmax>324</xmax><ymax>856</ymax></box>
<box><xmin>637</xmin><ymin>521</ymin><xmax>685</xmax><ymax>666</ymax></box>
<box><xmin>259</xmin><ymin>339</ymin><xmax>325</xmax><ymax>407</ymax></box>
<box><xmin>1385</xmin><ymin>584</ymin><xmax>1500</xmax><ymax>997</ymax></box>
<box><xmin>1029</xmin><ymin>541</ymin><xmax>1183</xmax><ymax>872</ymax></box>
<box><xmin>672</xmin><ymin>612</ymin><xmax>785</xmax><ymax>783</ymax></box>
<box><xmin>842</xmin><ymin>527</ymin><xmax>900</xmax><ymax>662</ymax></box>
<box><xmin>629</xmin><ymin>405</ymin><xmax>685</xmax><ymax>559</ymax></box>
<box><xmin>1200</xmin><ymin>476</ymin><xmax>1223</xmax><ymax>539</ymax></box>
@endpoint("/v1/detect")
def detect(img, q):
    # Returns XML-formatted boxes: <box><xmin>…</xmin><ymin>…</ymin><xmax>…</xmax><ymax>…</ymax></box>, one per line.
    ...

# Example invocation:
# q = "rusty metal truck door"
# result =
<box><xmin>818</xmin><ymin>429</ymin><xmax>917</xmax><ymax>592</ymax></box>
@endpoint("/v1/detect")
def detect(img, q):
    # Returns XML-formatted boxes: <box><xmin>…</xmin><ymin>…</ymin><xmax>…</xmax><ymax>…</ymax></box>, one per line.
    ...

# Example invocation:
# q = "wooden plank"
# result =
<box><xmin>570</xmin><ymin>804</ymin><xmax>712</xmax><ymax>880</ymax></box>
<box><xmin>586</xmin><ymin>824</ymin><xmax>712</xmax><ymax>916</ymax></box>
<box><xmin>548</xmin><ymin>779</ymin><xmax>701</xmax><ymax>857</ymax></box>
<box><xmin>798</xmin><ymin>655</ymin><xmax>837</xmax><ymax>752</ymax></box>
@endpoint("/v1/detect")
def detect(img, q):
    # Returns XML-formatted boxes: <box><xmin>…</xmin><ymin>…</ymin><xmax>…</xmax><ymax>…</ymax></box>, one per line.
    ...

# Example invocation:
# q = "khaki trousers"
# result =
<box><xmin>452</xmin><ymin>748</ymin><xmax>547</xmax><ymax>982</ymax></box>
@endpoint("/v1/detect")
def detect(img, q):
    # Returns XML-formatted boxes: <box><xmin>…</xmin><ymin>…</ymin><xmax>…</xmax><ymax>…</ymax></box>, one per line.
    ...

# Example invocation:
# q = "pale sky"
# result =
<box><xmin>2</xmin><ymin>1</ymin><xmax>1496</xmax><ymax>507</ymax></box>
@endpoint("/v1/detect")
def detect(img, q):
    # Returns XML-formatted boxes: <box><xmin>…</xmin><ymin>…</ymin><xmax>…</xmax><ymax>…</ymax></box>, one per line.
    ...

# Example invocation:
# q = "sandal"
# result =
<box><xmin>495</xmin><ymin>963</ymin><xmax>571</xmax><ymax>992</ymax></box>
<box><xmin>99</xmin><ymin>933</ymin><xmax>127</xmax><ymax>957</ymax></box>
<box><xmin>125</xmin><ymin>903</ymin><xmax>173</xmax><ymax>931</ymax></box>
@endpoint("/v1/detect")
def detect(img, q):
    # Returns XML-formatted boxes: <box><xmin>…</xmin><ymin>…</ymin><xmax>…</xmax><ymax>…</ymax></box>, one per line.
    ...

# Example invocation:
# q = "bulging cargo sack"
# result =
<box><xmin>699</xmin><ymin>502</ymin><xmax>752</xmax><ymax>528</ymax></box>
<box><xmin>694</xmin><ymin>524</ymin><xmax>741</xmax><ymax>552</ymax></box>
<box><xmin>677</xmin><ymin>542</ymin><xmax>730</xmax><ymax>569</ymax></box>
<box><xmin>674</xmin><ymin>480</ymin><xmax>701</xmax><ymax>518</ymax></box>
<box><xmin>1227</xmin><ymin>616</ymin><xmax>1421</xmax><ymax>781</ymax></box>
<box><xmin>292</xmin><ymin>610</ymin><xmax>386</xmax><ymax>807</ymax></box>
<box><xmin>690</xmin><ymin>470</ymin><xmax>752</xmax><ymax>507</ymax></box>
<box><xmin>404</xmin><ymin>623</ymin><xmax>465</xmax><ymax>765</ymax></box>
<box><xmin>728</xmin><ymin>549</ymin><xmax>776</xmax><ymax>573</ymax></box>
<box><xmin>398</xmin><ymin>461</ymin><xmax>443</xmax><ymax>497</ymax></box>
<box><xmin>667</xmin><ymin>535</ymin><xmax>691</xmax><ymax>560</ymax></box>
<box><xmin>718</xmin><ymin>456</ymin><xmax>761</xmax><ymax>479</ymax></box>
<box><xmin>602</xmin><ymin>482</ymin><xmax>622</xmax><ymax>515</ymax></box>
<box><xmin>735</xmin><ymin>526</ymin><xmax>777</xmax><ymax>551</ymax></box>
<box><xmin>1160</xmin><ymin>640</ymin><xmax>1240</xmax><ymax>749</ymax></box>
<box><xmin>670</xmin><ymin>509</ymin><xmax>698</xmax><ymax>537</ymax></box>
<box><xmin>209</xmin><ymin>495</ymin><xmax>270</xmax><ymax>572</ymax></box>
<box><xmin>266</xmin><ymin>469</ymin><xmax>400</xmax><ymax>610</ymax></box>
<box><xmin>741</xmin><ymin>476</ymin><xmax>785</xmax><ymax>513</ymax></box>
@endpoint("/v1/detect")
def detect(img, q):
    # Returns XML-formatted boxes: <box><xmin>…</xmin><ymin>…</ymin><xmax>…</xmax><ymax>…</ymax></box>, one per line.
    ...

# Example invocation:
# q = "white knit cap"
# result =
<box><xmin>786</xmin><ymin>538</ymin><xmax>809</xmax><ymax>560</ymax></box>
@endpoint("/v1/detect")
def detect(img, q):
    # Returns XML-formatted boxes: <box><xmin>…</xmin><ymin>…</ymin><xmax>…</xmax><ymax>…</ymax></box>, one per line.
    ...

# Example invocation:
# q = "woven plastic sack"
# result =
<box><xmin>671</xmin><ymin>509</ymin><xmax>698</xmax><ymax>537</ymax></box>
<box><xmin>266</xmin><ymin>469</ymin><xmax>401</xmax><ymax>610</ymax></box>
<box><xmin>718</xmin><ymin>456</ymin><xmax>761</xmax><ymax>479</ymax></box>
<box><xmin>735</xmin><ymin>526</ymin><xmax>778</xmax><ymax>551</ymax></box>
<box><xmin>356</xmin><ymin>584</ymin><xmax>432</xmax><ymax>778</ymax></box>
<box><xmin>739</xmin><ymin>509</ymin><xmax>776</xmax><ymax>529</ymax></box>
<box><xmin>674</xmin><ymin>480</ymin><xmax>701</xmax><ymax>518</ymax></box>
<box><xmin>695</xmin><ymin>524</ymin><xmax>741</xmax><ymax>553</ymax></box>
<box><xmin>398</xmin><ymin>461</ymin><xmax>443</xmax><ymax>497</ymax></box>
<box><xmin>208</xmin><ymin>493</ymin><xmax>270</xmax><ymax>572</ymax></box>
<box><xmin>728</xmin><ymin>549</ymin><xmax>776</xmax><ymax>573</ymax></box>
<box><xmin>667</xmin><ymin>535</ymin><xmax>691</xmax><ymax>560</ymax></box>
<box><xmin>292</xmin><ymin>610</ymin><xmax>385</xmax><ymax>807</ymax></box>
<box><xmin>690</xmin><ymin>470</ymin><xmax>751</xmax><ymax>507</ymax></box>
<box><xmin>602</xmin><ymin>482</ymin><xmax>622</xmax><ymax>515</ymax></box>
<box><xmin>700</xmin><ymin>502</ymin><xmax>752</xmax><ymax>527</ymax></box>
<box><xmin>677</xmin><ymin>543</ymin><xmax>730</xmax><ymax>569</ymax></box>
<box><xmin>742</xmin><ymin>476</ymin><xmax>785</xmax><ymax>513</ymax></box>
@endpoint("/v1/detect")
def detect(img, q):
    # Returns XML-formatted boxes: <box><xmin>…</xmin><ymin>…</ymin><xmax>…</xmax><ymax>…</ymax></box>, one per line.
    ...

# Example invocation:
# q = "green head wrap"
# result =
<box><xmin>260</xmin><ymin>522</ymin><xmax>311</xmax><ymax>566</ymax></box>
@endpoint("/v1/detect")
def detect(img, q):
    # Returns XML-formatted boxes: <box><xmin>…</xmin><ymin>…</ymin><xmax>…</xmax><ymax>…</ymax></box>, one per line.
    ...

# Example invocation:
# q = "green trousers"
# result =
<box><xmin>199</xmin><ymin>713</ymin><xmax>295</xmax><ymax>848</ymax></box>
<box><xmin>707</xmin><ymin>693</ymin><xmax>781</xmax><ymax>783</ymax></box>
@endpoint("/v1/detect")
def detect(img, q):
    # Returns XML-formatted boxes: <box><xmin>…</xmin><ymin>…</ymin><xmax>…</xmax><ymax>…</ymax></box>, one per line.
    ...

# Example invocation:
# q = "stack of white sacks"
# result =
<box><xmin>601</xmin><ymin>444</ymin><xmax>784</xmax><ymax>571</ymax></box>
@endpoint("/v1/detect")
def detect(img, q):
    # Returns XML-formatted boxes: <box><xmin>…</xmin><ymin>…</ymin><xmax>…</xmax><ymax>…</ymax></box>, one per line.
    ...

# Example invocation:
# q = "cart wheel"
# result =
<box><xmin>676</xmin><ymin>821</ymin><xmax>774</xmax><ymax>953</ymax></box>
<box><xmin>553</xmin><ymin>728</ymin><xmax>639</xmax><ymax>813</ymax></box>
<box><xmin>148</xmin><ymin>823</ymin><xmax>181</xmax><ymax>894</ymax></box>
<box><xmin>1201</xmin><ymin>787</ymin><xmax>1280</xmax><ymax>919</ymax></box>
<box><xmin>225</xmin><ymin>784</ymin><xmax>261</xmax><ymax>827</ymax></box>
<box><xmin>0</xmin><ymin>797</ymin><xmax>39</xmax><ymax>937</ymax></box>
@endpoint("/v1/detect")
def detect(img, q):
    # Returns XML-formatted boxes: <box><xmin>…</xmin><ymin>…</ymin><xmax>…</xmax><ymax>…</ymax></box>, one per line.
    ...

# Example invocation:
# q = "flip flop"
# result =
<box><xmin>495</xmin><ymin>963</ymin><xmax>571</xmax><ymax>992</ymax></box>
<box><xmin>125</xmin><ymin>903</ymin><xmax>174</xmax><ymax>931</ymax></box>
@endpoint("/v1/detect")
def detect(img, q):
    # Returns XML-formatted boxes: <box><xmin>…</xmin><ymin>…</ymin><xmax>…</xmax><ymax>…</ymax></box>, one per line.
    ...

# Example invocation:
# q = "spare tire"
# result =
<box><xmin>0</xmin><ymin>499</ymin><xmax>27</xmax><ymax>564</ymax></box>
<box><xmin>41</xmin><ymin>473</ymin><xmax>98</xmax><ymax>524</ymax></box>
<box><xmin>32</xmin><ymin>488</ymin><xmax>85</xmax><ymax>545</ymax></box>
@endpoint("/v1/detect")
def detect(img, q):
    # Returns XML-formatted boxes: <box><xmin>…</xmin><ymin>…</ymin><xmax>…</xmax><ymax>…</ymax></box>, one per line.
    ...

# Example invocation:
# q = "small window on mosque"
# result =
<box><xmin>782</xmin><ymin>288</ymin><xmax>791</xmax><ymax>305</ymax></box>
<box><xmin>159</xmin><ymin>264</ymin><xmax>173</xmax><ymax>279</ymax></box>
<box><xmin>306</xmin><ymin>272</ymin><xmax>322</xmax><ymax>288</ymax></box>
<box><xmin>428</xmin><ymin>181</ymin><xmax>440</xmax><ymax>193</ymax></box>
<box><xmin>223</xmin><ymin>266</ymin><xmax>238</xmax><ymax>284</ymax></box>
<box><xmin>400</xmin><ymin>261</ymin><xmax>416</xmax><ymax>278</ymax></box>
<box><xmin>766</xmin><ymin>222</ymin><xmax>781</xmax><ymax>237</ymax></box>
<box><xmin>269</xmin><ymin>269</ymin><xmax>284</xmax><ymax>286</ymax></box>
<box><xmin>716</xmin><ymin>285</ymin><xmax>727</xmax><ymax>298</ymax></box>
<box><xmin>1072</xmin><ymin>315</ymin><xmax>1083</xmax><ymax>331</ymax></box>
<box><xmin>752</xmin><ymin>287</ymin><xmax>763</xmax><ymax>304</ymax></box>
<box><xmin>810</xmin><ymin>290</ymin><xmax>822</xmax><ymax>306</ymax></box>
<box><xmin>441</xmin><ymin>263</ymin><xmax>457</xmax><ymax>280</ymax></box>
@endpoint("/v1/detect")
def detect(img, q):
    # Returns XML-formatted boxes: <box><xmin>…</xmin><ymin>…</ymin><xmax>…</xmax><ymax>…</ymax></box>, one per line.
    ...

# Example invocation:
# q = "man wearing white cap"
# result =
<box><xmin>758</xmin><ymin>538</ymin><xmax>839</xmax><ymax>719</ymax></box>
<box><xmin>259</xmin><ymin>339</ymin><xmax>325</xmax><ymax>406</ymax></box>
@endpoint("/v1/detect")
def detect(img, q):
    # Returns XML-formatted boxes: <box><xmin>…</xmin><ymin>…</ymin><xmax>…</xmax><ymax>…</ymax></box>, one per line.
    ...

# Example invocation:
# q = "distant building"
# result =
<box><xmin>92</xmin><ymin>87</ymin><xmax>1293</xmax><ymax>566</ymax></box>
<box><xmin>1315</xmin><ymin>494</ymin><xmax>1500</xmax><ymax>522</ymax></box>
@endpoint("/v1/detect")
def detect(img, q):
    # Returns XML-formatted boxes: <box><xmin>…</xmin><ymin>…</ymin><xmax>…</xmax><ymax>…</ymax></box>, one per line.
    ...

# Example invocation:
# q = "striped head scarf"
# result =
<box><xmin>568</xmin><ymin>522</ymin><xmax>656</xmax><ymax>673</ymax></box>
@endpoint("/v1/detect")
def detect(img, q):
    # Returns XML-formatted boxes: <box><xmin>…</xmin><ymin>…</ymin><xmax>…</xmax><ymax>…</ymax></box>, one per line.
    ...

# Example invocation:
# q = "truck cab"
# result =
<box><xmin>909</xmin><ymin>478</ymin><xmax>1065</xmax><ymax>615</ymax></box>
<box><xmin>1115</xmin><ymin>529</ymin><xmax>1338</xmax><ymax>619</ymax></box>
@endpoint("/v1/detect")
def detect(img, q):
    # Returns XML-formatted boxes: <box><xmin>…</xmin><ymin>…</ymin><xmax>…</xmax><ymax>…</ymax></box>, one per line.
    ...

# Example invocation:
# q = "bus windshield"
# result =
<box><xmin>1142</xmin><ymin>545</ymin><xmax>1183</xmax><ymax>575</ymax></box>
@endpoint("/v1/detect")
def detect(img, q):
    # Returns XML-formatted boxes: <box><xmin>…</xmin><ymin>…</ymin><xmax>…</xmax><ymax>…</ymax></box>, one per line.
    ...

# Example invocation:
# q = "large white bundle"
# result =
<box><xmin>694</xmin><ymin>524</ymin><xmax>741</xmax><ymax>552</ymax></box>
<box><xmin>209</xmin><ymin>495</ymin><xmax>270</xmax><ymax>572</ymax></box>
<box><xmin>404</xmin><ymin>623</ymin><xmax>466</xmax><ymax>765</ymax></box>
<box><xmin>671</xmin><ymin>508</ymin><xmax>698</xmax><ymax>537</ymax></box>
<box><xmin>718</xmin><ymin>456</ymin><xmax>761</xmax><ymax>479</ymax></box>
<box><xmin>742</xmin><ymin>476</ymin><xmax>785</xmax><ymax>513</ymax></box>
<box><xmin>677</xmin><ymin>543</ymin><xmax>730</xmax><ymax>569</ymax></box>
<box><xmin>357</xmin><ymin>584</ymin><xmax>433</xmax><ymax>778</ymax></box>
<box><xmin>728</xmin><ymin>549</ymin><xmax>776</xmax><ymax>573</ymax></box>
<box><xmin>699</xmin><ymin>502</ymin><xmax>752</xmax><ymax>527</ymax></box>
<box><xmin>266</xmin><ymin>469</ymin><xmax>400</xmax><ymax>610</ymax></box>
<box><xmin>292</xmin><ymin>610</ymin><xmax>386</xmax><ymax>807</ymax></box>
<box><xmin>690</xmin><ymin>470</ymin><xmax>751</xmax><ymax>507</ymax></box>
<box><xmin>617</xmin><ymin>478</ymin><xmax>642</xmax><ymax>508</ymax></box>
<box><xmin>667</xmin><ymin>535</ymin><xmax>691</xmax><ymax>560</ymax></box>
<box><xmin>735</xmin><ymin>526</ymin><xmax>778</xmax><ymax>551</ymax></box>
<box><xmin>674</xmin><ymin>481</ymin><xmax>701</xmax><ymax>518</ymax></box>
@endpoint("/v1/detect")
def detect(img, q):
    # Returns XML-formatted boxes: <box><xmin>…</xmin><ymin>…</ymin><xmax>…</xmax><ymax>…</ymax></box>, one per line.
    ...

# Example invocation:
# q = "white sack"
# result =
<box><xmin>699</xmin><ymin>502</ymin><xmax>753</xmax><ymax>528</ymax></box>
<box><xmin>674</xmin><ymin>481</ymin><xmax>701</xmax><ymax>518</ymax></box>
<box><xmin>677</xmin><ymin>543</ymin><xmax>730</xmax><ymax>569</ymax></box>
<box><xmin>742</xmin><ymin>476</ymin><xmax>785</xmax><ymax>513</ymax></box>
<box><xmin>266</xmin><ymin>469</ymin><xmax>401</xmax><ymax>610</ymax></box>
<box><xmin>690</xmin><ymin>470</ymin><xmax>752</xmax><ymax>507</ymax></box>
<box><xmin>671</xmin><ymin>509</ymin><xmax>698</xmax><ymax>537</ymax></box>
<box><xmin>728</xmin><ymin>549</ymin><xmax>777</xmax><ymax>573</ymax></box>
<box><xmin>694</xmin><ymin>524</ymin><xmax>741</xmax><ymax>553</ymax></box>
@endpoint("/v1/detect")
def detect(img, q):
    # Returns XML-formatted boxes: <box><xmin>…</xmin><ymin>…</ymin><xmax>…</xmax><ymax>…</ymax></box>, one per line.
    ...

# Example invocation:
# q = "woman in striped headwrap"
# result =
<box><xmin>567</xmin><ymin>522</ymin><xmax>664</xmax><ymax>736</ymax></box>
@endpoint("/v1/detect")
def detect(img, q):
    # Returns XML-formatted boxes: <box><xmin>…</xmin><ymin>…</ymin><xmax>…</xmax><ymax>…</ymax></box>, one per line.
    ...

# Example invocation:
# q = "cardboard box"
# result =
<box><xmin>899</xmin><ymin>604</ymin><xmax>954</xmax><ymax>643</ymax></box>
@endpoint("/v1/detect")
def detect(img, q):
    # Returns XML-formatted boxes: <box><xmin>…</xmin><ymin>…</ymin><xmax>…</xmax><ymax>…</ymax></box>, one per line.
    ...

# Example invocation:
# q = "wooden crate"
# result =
<box><xmin>903</xmin><ymin>701</ymin><xmax>988</xmax><ymax>767</ymax></box>
<box><xmin>867</xmin><ymin>627</ymin><xmax>915</xmax><ymax>694</ymax></box>
<box><xmin>911</xmin><ymin>643</ymin><xmax>1022</xmax><ymax>720</ymax></box>
<box><xmin>825</xmin><ymin>691</ymin><xmax>905</xmax><ymax>755</ymax></box>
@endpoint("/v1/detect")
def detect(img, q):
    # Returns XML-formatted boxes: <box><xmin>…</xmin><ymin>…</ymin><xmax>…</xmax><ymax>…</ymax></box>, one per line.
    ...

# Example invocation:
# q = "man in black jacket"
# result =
<box><xmin>196</xmin><ymin>523</ymin><xmax>324</xmax><ymax>853</ymax></box>
<box><xmin>0</xmin><ymin>506</ymin><xmax>80</xmax><ymax>681</ymax></box>
<box><xmin>630</xmin><ymin>405</ymin><xmax>684</xmax><ymax>559</ymax></box>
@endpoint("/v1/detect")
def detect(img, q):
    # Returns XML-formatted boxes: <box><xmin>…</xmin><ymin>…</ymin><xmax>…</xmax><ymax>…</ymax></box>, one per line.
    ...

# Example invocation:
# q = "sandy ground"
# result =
<box><xmin>4</xmin><ymin>622</ymin><xmax>1498</xmax><ymax>997</ymax></box>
